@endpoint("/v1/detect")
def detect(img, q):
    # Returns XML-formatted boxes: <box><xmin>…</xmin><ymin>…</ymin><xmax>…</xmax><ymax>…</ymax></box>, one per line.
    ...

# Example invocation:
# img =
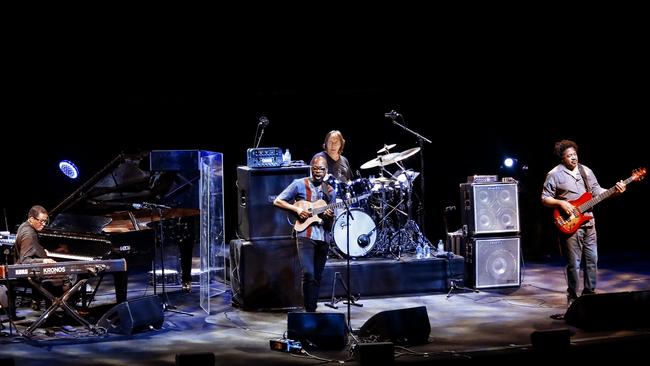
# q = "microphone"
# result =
<box><xmin>357</xmin><ymin>234</ymin><xmax>369</xmax><ymax>247</ymax></box>
<box><xmin>258</xmin><ymin>116</ymin><xmax>269</xmax><ymax>127</ymax></box>
<box><xmin>444</xmin><ymin>206</ymin><xmax>456</xmax><ymax>212</ymax></box>
<box><xmin>324</xmin><ymin>173</ymin><xmax>337</xmax><ymax>184</ymax></box>
<box><xmin>132</xmin><ymin>202</ymin><xmax>172</xmax><ymax>210</ymax></box>
<box><xmin>384</xmin><ymin>110</ymin><xmax>400</xmax><ymax>119</ymax></box>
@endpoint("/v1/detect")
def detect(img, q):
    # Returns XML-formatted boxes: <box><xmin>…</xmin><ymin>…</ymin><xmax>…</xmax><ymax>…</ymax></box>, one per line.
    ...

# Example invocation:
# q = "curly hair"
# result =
<box><xmin>554</xmin><ymin>139</ymin><xmax>578</xmax><ymax>160</ymax></box>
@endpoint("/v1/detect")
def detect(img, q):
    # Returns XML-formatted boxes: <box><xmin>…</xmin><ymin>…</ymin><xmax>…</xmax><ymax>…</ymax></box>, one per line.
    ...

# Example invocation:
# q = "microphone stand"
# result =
<box><xmin>152</xmin><ymin>206</ymin><xmax>193</xmax><ymax>316</ymax></box>
<box><xmin>388</xmin><ymin>113</ymin><xmax>432</xmax><ymax>235</ymax></box>
<box><xmin>325</xmin><ymin>196</ymin><xmax>362</xmax><ymax>330</ymax></box>
<box><xmin>254</xmin><ymin>124</ymin><xmax>266</xmax><ymax>148</ymax></box>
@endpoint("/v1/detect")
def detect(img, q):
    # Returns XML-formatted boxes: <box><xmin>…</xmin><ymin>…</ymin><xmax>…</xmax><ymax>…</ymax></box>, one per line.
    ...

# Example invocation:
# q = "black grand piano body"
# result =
<box><xmin>40</xmin><ymin>150</ymin><xmax>210</xmax><ymax>302</ymax></box>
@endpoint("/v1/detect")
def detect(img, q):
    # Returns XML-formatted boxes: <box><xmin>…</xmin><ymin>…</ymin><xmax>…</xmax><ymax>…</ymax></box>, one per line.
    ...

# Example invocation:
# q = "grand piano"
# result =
<box><xmin>39</xmin><ymin>150</ymin><xmax>214</xmax><ymax>303</ymax></box>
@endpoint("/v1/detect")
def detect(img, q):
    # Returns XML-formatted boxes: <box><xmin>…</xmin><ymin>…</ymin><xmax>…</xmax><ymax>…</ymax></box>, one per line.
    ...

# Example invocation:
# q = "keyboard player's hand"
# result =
<box><xmin>42</xmin><ymin>258</ymin><xmax>56</xmax><ymax>263</ymax></box>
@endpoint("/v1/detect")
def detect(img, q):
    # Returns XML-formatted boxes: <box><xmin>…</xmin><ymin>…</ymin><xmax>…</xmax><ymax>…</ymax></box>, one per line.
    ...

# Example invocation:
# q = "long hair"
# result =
<box><xmin>322</xmin><ymin>130</ymin><xmax>346</xmax><ymax>154</ymax></box>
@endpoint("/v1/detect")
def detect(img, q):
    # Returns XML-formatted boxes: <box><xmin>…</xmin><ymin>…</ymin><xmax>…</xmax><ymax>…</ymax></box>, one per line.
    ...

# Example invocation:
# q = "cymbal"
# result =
<box><xmin>395</xmin><ymin>169</ymin><xmax>420</xmax><ymax>184</ymax></box>
<box><xmin>395</xmin><ymin>147</ymin><xmax>421</xmax><ymax>162</ymax></box>
<box><xmin>376</xmin><ymin>144</ymin><xmax>396</xmax><ymax>154</ymax></box>
<box><xmin>360</xmin><ymin>153</ymin><xmax>401</xmax><ymax>169</ymax></box>
<box><xmin>371</xmin><ymin>176</ymin><xmax>397</xmax><ymax>184</ymax></box>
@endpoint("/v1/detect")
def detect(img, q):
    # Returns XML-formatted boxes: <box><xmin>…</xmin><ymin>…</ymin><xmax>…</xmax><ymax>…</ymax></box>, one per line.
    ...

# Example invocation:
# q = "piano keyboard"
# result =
<box><xmin>0</xmin><ymin>258</ymin><xmax>127</xmax><ymax>279</ymax></box>
<box><xmin>45</xmin><ymin>249</ymin><xmax>96</xmax><ymax>261</ymax></box>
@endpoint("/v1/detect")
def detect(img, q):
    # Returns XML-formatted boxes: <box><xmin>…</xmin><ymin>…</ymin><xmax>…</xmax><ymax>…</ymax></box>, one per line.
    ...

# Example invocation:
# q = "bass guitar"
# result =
<box><xmin>293</xmin><ymin>193</ymin><xmax>370</xmax><ymax>232</ymax></box>
<box><xmin>554</xmin><ymin>167</ymin><xmax>646</xmax><ymax>234</ymax></box>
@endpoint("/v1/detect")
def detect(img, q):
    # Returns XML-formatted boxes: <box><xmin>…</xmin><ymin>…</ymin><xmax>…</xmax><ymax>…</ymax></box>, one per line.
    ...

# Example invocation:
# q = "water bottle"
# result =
<box><xmin>283</xmin><ymin>149</ymin><xmax>291</xmax><ymax>165</ymax></box>
<box><xmin>437</xmin><ymin>239</ymin><xmax>444</xmax><ymax>253</ymax></box>
<box><xmin>423</xmin><ymin>243</ymin><xmax>431</xmax><ymax>258</ymax></box>
<box><xmin>415</xmin><ymin>243</ymin><xmax>423</xmax><ymax>259</ymax></box>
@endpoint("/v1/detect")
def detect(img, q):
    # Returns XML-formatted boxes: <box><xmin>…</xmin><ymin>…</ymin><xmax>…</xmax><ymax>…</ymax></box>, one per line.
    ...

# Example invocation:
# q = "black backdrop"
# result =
<box><xmin>2</xmin><ymin>32</ymin><xmax>647</xmax><ymax>260</ymax></box>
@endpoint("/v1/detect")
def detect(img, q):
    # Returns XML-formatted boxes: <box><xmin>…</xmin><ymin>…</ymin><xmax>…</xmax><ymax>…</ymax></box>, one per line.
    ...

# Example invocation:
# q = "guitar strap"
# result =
<box><xmin>577</xmin><ymin>164</ymin><xmax>591</xmax><ymax>193</ymax></box>
<box><xmin>302</xmin><ymin>178</ymin><xmax>313</xmax><ymax>238</ymax></box>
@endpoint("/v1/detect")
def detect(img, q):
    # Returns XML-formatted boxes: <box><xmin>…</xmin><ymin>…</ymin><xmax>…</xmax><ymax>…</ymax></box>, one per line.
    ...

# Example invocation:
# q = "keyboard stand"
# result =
<box><xmin>25</xmin><ymin>277</ymin><xmax>96</xmax><ymax>336</ymax></box>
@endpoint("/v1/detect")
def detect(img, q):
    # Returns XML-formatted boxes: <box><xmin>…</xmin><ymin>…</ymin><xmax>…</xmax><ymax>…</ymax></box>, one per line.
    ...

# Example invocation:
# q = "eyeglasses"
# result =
<box><xmin>311</xmin><ymin>166</ymin><xmax>327</xmax><ymax>171</ymax></box>
<box><xmin>32</xmin><ymin>217</ymin><xmax>49</xmax><ymax>225</ymax></box>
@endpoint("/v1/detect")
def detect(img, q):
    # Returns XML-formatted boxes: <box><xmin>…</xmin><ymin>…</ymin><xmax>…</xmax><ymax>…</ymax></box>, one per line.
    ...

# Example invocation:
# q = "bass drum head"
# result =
<box><xmin>332</xmin><ymin>209</ymin><xmax>376</xmax><ymax>258</ymax></box>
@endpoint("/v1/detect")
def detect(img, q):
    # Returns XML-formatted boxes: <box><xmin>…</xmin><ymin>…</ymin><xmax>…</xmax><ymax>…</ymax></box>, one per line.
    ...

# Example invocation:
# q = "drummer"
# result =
<box><xmin>312</xmin><ymin>130</ymin><xmax>354</xmax><ymax>183</ymax></box>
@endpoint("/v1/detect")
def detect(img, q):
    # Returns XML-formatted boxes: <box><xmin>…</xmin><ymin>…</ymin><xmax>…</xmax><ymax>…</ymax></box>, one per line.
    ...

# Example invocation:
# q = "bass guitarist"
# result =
<box><xmin>274</xmin><ymin>155</ymin><xmax>335</xmax><ymax>312</ymax></box>
<box><xmin>542</xmin><ymin>139</ymin><xmax>626</xmax><ymax>305</ymax></box>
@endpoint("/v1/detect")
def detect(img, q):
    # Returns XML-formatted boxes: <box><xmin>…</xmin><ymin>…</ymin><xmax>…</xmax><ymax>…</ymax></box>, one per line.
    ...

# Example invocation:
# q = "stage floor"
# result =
<box><xmin>2</xmin><ymin>250</ymin><xmax>650</xmax><ymax>365</ymax></box>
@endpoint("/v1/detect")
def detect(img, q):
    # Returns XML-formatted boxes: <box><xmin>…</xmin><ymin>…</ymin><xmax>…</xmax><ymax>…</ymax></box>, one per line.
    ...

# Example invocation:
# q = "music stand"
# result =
<box><xmin>442</xmin><ymin>207</ymin><xmax>477</xmax><ymax>298</ymax></box>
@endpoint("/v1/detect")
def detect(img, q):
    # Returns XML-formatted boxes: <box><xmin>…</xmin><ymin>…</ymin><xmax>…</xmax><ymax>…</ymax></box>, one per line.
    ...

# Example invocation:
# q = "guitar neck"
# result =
<box><xmin>578</xmin><ymin>175</ymin><xmax>636</xmax><ymax>212</ymax></box>
<box><xmin>312</xmin><ymin>194</ymin><xmax>368</xmax><ymax>215</ymax></box>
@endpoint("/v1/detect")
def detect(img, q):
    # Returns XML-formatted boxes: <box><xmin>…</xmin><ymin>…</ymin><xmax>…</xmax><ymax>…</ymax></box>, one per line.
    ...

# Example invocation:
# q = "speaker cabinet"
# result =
<box><xmin>287</xmin><ymin>312</ymin><xmax>347</xmax><ymax>350</ymax></box>
<box><xmin>359</xmin><ymin>306</ymin><xmax>430</xmax><ymax>345</ymax></box>
<box><xmin>565</xmin><ymin>291</ymin><xmax>650</xmax><ymax>330</ymax></box>
<box><xmin>460</xmin><ymin>182</ymin><xmax>519</xmax><ymax>235</ymax></box>
<box><xmin>237</xmin><ymin>165</ymin><xmax>310</xmax><ymax>240</ymax></box>
<box><xmin>465</xmin><ymin>236</ymin><xmax>520</xmax><ymax>289</ymax></box>
<box><xmin>96</xmin><ymin>295</ymin><xmax>164</xmax><ymax>335</ymax></box>
<box><xmin>230</xmin><ymin>239</ymin><xmax>302</xmax><ymax>310</ymax></box>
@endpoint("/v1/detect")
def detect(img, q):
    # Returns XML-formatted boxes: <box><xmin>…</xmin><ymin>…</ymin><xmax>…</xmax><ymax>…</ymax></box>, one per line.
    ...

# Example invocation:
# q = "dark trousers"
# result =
<box><xmin>296</xmin><ymin>237</ymin><xmax>329</xmax><ymax>312</ymax></box>
<box><xmin>562</xmin><ymin>225</ymin><xmax>598</xmax><ymax>297</ymax></box>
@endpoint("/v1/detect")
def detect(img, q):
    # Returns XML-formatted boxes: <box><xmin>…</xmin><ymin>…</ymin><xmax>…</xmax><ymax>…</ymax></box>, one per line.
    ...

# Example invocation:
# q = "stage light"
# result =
<box><xmin>58</xmin><ymin>160</ymin><xmax>79</xmax><ymax>179</ymax></box>
<box><xmin>503</xmin><ymin>158</ymin><xmax>516</xmax><ymax>168</ymax></box>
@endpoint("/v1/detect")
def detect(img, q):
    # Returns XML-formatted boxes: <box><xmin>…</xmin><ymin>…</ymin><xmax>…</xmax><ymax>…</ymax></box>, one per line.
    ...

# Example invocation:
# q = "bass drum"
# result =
<box><xmin>332</xmin><ymin>209</ymin><xmax>376</xmax><ymax>258</ymax></box>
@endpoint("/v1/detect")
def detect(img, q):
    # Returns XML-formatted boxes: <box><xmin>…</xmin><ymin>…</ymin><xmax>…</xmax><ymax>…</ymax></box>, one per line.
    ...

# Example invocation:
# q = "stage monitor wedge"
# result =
<box><xmin>359</xmin><ymin>306</ymin><xmax>430</xmax><ymax>345</ymax></box>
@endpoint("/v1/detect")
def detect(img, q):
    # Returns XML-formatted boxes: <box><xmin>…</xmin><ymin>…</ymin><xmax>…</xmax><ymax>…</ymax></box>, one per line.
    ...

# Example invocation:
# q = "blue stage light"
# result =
<box><xmin>59</xmin><ymin>160</ymin><xmax>79</xmax><ymax>179</ymax></box>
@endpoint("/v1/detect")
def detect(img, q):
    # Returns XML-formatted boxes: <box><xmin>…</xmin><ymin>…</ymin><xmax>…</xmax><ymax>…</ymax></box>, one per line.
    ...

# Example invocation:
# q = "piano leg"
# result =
<box><xmin>25</xmin><ymin>277</ymin><xmax>97</xmax><ymax>336</ymax></box>
<box><xmin>113</xmin><ymin>271</ymin><xmax>128</xmax><ymax>303</ymax></box>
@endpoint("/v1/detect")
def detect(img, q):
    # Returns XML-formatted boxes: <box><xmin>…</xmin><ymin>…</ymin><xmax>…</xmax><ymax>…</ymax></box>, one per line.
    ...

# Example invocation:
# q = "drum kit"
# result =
<box><xmin>329</xmin><ymin>144</ymin><xmax>430</xmax><ymax>259</ymax></box>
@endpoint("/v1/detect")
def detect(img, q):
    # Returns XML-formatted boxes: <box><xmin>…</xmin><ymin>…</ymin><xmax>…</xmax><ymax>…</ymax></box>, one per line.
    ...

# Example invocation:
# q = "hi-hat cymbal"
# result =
<box><xmin>360</xmin><ymin>153</ymin><xmax>401</xmax><ymax>169</ymax></box>
<box><xmin>376</xmin><ymin>144</ymin><xmax>396</xmax><ymax>154</ymax></box>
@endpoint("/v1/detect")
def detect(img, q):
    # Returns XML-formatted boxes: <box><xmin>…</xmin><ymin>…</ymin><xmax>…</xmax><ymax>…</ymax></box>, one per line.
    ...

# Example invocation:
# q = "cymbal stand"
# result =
<box><xmin>152</xmin><ymin>208</ymin><xmax>193</xmax><ymax>316</ymax></box>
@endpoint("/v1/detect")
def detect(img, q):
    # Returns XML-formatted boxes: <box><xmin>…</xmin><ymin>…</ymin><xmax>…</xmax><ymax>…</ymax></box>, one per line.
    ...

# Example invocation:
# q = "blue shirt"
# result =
<box><xmin>277</xmin><ymin>177</ymin><xmax>333</xmax><ymax>241</ymax></box>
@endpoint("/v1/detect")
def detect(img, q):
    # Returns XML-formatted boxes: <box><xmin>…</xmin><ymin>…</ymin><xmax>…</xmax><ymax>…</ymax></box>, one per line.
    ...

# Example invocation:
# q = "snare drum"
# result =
<box><xmin>332</xmin><ymin>209</ymin><xmax>376</xmax><ymax>258</ymax></box>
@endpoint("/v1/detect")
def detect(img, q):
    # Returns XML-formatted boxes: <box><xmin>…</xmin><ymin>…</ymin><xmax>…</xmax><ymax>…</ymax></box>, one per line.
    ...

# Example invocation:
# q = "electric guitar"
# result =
<box><xmin>293</xmin><ymin>193</ymin><xmax>370</xmax><ymax>232</ymax></box>
<box><xmin>553</xmin><ymin>167</ymin><xmax>646</xmax><ymax>234</ymax></box>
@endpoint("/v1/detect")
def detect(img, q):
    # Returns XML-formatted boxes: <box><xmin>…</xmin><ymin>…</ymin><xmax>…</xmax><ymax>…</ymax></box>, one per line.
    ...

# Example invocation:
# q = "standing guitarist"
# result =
<box><xmin>542</xmin><ymin>139</ymin><xmax>626</xmax><ymax>305</ymax></box>
<box><xmin>274</xmin><ymin>155</ymin><xmax>335</xmax><ymax>312</ymax></box>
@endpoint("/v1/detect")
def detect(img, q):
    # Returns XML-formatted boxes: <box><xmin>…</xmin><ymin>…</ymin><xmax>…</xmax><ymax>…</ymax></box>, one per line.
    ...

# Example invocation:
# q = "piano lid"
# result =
<box><xmin>48</xmin><ymin>151</ymin><xmax>200</xmax><ymax>235</ymax></box>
